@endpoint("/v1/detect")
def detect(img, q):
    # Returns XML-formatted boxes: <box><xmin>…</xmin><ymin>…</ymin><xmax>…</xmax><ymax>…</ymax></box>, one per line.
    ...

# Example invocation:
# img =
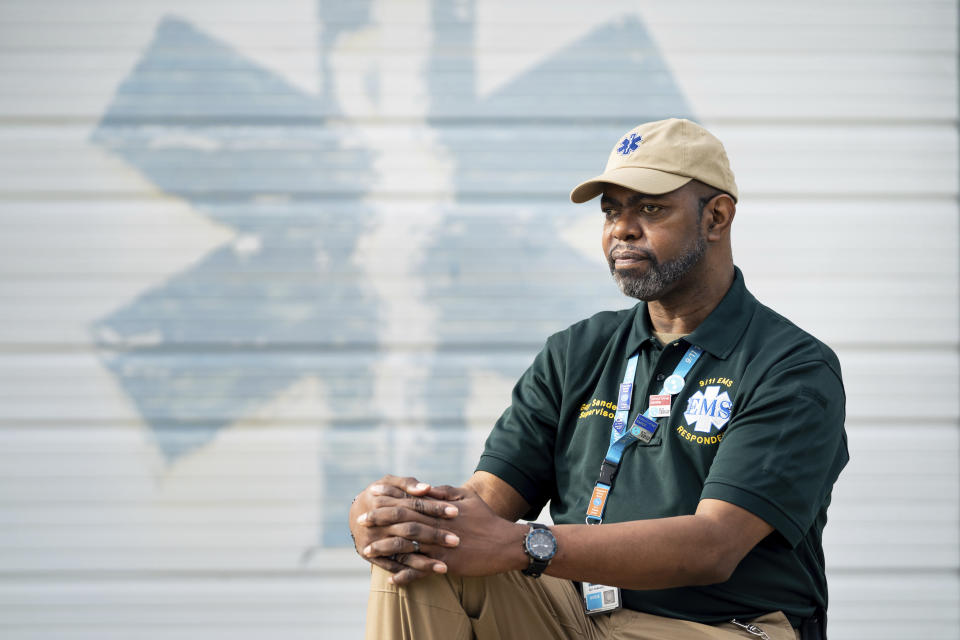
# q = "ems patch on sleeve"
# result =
<box><xmin>683</xmin><ymin>384</ymin><xmax>733</xmax><ymax>434</ymax></box>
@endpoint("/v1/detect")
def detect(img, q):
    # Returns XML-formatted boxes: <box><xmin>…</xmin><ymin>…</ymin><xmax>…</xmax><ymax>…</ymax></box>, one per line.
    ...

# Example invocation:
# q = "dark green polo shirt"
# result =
<box><xmin>477</xmin><ymin>268</ymin><xmax>848</xmax><ymax>625</ymax></box>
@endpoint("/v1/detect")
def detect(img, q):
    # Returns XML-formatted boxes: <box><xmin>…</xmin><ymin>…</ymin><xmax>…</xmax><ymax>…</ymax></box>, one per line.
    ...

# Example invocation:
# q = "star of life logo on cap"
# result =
<box><xmin>684</xmin><ymin>385</ymin><xmax>733</xmax><ymax>433</ymax></box>
<box><xmin>616</xmin><ymin>133</ymin><xmax>642</xmax><ymax>155</ymax></box>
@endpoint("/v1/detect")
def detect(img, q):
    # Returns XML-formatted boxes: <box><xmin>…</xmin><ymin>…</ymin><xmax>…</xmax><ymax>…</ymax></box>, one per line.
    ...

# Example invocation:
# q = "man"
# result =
<box><xmin>349</xmin><ymin>118</ymin><xmax>848</xmax><ymax>640</ymax></box>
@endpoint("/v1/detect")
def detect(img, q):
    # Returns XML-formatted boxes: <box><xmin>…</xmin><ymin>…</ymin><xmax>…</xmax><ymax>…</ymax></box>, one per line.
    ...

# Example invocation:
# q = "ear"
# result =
<box><xmin>703</xmin><ymin>194</ymin><xmax>736</xmax><ymax>242</ymax></box>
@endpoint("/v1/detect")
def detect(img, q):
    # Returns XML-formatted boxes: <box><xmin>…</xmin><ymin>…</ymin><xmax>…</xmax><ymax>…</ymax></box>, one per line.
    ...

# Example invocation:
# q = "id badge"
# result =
<box><xmin>580</xmin><ymin>581</ymin><xmax>621</xmax><ymax>615</ymax></box>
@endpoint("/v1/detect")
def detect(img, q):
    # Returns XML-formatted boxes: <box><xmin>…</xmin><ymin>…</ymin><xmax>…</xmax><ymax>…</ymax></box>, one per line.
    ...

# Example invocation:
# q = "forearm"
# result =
<box><xmin>498</xmin><ymin>499</ymin><xmax>772</xmax><ymax>590</ymax></box>
<box><xmin>438</xmin><ymin>515</ymin><xmax>738</xmax><ymax>588</ymax></box>
<box><xmin>410</xmin><ymin>479</ymin><xmax>769</xmax><ymax>587</ymax></box>
<box><xmin>463</xmin><ymin>471</ymin><xmax>530</xmax><ymax>522</ymax></box>
<box><xmin>544</xmin><ymin>516</ymin><xmax>733</xmax><ymax>589</ymax></box>
<box><xmin>453</xmin><ymin>474</ymin><xmax>747</xmax><ymax>587</ymax></box>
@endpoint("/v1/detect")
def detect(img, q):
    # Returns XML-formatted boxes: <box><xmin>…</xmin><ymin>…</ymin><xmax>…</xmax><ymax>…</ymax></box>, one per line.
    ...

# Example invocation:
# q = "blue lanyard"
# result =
<box><xmin>585</xmin><ymin>343</ymin><xmax>703</xmax><ymax>524</ymax></box>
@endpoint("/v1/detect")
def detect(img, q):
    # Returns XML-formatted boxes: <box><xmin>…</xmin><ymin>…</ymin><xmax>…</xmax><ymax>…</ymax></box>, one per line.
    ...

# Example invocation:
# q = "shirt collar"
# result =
<box><xmin>624</xmin><ymin>267</ymin><xmax>756</xmax><ymax>360</ymax></box>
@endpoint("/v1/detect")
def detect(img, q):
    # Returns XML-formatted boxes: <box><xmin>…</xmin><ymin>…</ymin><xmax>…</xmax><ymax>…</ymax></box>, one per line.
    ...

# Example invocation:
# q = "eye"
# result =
<box><xmin>641</xmin><ymin>204</ymin><xmax>662</xmax><ymax>215</ymax></box>
<box><xmin>602</xmin><ymin>208</ymin><xmax>617</xmax><ymax>219</ymax></box>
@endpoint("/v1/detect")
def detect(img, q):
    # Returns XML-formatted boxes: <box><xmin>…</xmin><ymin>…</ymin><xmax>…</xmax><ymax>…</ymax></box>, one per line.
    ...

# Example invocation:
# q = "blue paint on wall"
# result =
<box><xmin>90</xmin><ymin>1</ymin><xmax>690</xmax><ymax>547</ymax></box>
<box><xmin>91</xmin><ymin>15</ymin><xmax>382</xmax><ymax>461</ymax></box>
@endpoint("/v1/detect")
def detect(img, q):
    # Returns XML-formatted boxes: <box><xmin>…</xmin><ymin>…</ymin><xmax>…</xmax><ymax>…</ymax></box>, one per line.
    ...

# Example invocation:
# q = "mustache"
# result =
<box><xmin>608</xmin><ymin>245</ymin><xmax>656</xmax><ymax>263</ymax></box>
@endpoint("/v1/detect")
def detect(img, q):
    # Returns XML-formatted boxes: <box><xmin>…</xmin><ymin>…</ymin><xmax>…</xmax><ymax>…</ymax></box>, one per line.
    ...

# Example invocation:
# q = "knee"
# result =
<box><xmin>369</xmin><ymin>564</ymin><xmax>460</xmax><ymax>598</ymax></box>
<box><xmin>370</xmin><ymin>564</ymin><xmax>398</xmax><ymax>592</ymax></box>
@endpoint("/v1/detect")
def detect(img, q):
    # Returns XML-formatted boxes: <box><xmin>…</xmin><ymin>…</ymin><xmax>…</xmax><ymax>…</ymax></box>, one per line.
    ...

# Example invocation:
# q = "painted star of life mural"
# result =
<box><xmin>91</xmin><ymin>1</ymin><xmax>691</xmax><ymax>546</ymax></box>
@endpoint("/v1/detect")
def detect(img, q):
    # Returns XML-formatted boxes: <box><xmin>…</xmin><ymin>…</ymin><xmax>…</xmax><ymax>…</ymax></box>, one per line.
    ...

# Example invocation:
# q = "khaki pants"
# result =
<box><xmin>366</xmin><ymin>566</ymin><xmax>799</xmax><ymax>640</ymax></box>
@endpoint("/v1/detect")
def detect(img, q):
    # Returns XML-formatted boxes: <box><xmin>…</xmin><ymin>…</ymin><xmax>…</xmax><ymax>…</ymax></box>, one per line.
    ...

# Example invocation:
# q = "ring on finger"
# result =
<box><xmin>411</xmin><ymin>539</ymin><xmax>421</xmax><ymax>553</ymax></box>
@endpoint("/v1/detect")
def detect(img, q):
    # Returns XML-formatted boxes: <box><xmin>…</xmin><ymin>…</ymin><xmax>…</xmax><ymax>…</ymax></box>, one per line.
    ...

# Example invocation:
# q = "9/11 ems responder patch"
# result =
<box><xmin>683</xmin><ymin>385</ymin><xmax>733</xmax><ymax>433</ymax></box>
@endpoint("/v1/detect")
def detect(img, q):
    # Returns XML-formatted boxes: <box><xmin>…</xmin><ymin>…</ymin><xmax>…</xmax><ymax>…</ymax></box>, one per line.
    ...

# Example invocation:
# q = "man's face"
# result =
<box><xmin>600</xmin><ymin>182</ymin><xmax>706</xmax><ymax>301</ymax></box>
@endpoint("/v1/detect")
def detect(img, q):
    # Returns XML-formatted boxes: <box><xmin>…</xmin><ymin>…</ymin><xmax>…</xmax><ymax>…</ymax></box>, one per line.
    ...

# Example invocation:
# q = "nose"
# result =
<box><xmin>610</xmin><ymin>212</ymin><xmax>642</xmax><ymax>242</ymax></box>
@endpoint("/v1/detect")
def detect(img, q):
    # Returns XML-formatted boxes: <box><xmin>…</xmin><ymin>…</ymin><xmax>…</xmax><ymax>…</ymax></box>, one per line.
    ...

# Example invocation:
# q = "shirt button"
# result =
<box><xmin>656</xmin><ymin>373</ymin><xmax>665</xmax><ymax>381</ymax></box>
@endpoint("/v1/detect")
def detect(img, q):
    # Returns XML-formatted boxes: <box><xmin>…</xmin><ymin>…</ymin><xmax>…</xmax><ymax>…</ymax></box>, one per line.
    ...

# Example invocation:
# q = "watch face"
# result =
<box><xmin>526</xmin><ymin>529</ymin><xmax>556</xmax><ymax>561</ymax></box>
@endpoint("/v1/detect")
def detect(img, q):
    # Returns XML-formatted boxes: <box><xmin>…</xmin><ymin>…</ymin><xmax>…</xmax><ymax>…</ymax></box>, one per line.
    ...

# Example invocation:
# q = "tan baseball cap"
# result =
<box><xmin>569</xmin><ymin>118</ymin><xmax>738</xmax><ymax>203</ymax></box>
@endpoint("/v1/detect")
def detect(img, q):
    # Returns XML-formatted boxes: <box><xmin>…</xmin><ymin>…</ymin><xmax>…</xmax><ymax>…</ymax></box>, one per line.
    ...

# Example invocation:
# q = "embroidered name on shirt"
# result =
<box><xmin>579</xmin><ymin>398</ymin><xmax>616</xmax><ymax>420</ymax></box>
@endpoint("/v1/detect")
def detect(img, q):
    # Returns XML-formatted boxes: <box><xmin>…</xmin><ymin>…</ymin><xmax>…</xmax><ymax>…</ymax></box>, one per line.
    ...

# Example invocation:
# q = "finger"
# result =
<box><xmin>370</xmin><ymin>554</ymin><xmax>447</xmax><ymax>576</ymax></box>
<box><xmin>396</xmin><ymin>550</ymin><xmax>447</xmax><ymax>574</ymax></box>
<box><xmin>369</xmin><ymin>556</ymin><xmax>416</xmax><ymax>575</ymax></box>
<box><xmin>387</xmin><ymin>568</ymin><xmax>429</xmax><ymax>587</ymax></box>
<box><xmin>380</xmin><ymin>475</ymin><xmax>432</xmax><ymax>496</ymax></box>
<box><xmin>362</xmin><ymin>535</ymin><xmax>407</xmax><ymax>559</ymax></box>
<box><xmin>381</xmin><ymin>522</ymin><xmax>460</xmax><ymax>548</ymax></box>
<box><xmin>363</xmin><ymin>535</ymin><xmax>429</xmax><ymax>559</ymax></box>
<box><xmin>369</xmin><ymin>495</ymin><xmax>457</xmax><ymax>518</ymax></box>
<box><xmin>368</xmin><ymin>552</ymin><xmax>447</xmax><ymax>579</ymax></box>
<box><xmin>424</xmin><ymin>484</ymin><xmax>468</xmax><ymax>501</ymax></box>
<box><xmin>409</xmin><ymin>495</ymin><xmax>459</xmax><ymax>518</ymax></box>
<box><xmin>368</xmin><ymin>483</ymin><xmax>407</xmax><ymax>499</ymax></box>
<box><xmin>359</xmin><ymin>503</ymin><xmax>457</xmax><ymax>527</ymax></box>
<box><xmin>362</xmin><ymin>535</ymin><xmax>422</xmax><ymax>559</ymax></box>
<box><xmin>389</xmin><ymin>566</ymin><xmax>434</xmax><ymax>586</ymax></box>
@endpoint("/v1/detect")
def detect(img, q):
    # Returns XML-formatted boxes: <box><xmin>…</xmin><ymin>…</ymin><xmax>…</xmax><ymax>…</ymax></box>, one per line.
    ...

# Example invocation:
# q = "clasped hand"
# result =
<box><xmin>349</xmin><ymin>475</ymin><xmax>524</xmax><ymax>585</ymax></box>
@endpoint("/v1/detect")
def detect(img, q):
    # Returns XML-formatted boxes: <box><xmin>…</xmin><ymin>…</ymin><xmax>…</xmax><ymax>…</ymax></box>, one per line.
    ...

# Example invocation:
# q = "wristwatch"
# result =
<box><xmin>521</xmin><ymin>523</ymin><xmax>557</xmax><ymax>578</ymax></box>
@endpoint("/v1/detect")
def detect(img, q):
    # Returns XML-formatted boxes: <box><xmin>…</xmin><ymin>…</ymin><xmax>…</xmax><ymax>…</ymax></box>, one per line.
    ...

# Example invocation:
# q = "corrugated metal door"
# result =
<box><xmin>0</xmin><ymin>1</ymin><xmax>956</xmax><ymax>638</ymax></box>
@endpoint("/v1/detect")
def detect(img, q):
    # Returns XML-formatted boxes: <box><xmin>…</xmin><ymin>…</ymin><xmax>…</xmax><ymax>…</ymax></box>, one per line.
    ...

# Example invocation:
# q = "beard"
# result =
<box><xmin>608</xmin><ymin>233</ymin><xmax>706</xmax><ymax>301</ymax></box>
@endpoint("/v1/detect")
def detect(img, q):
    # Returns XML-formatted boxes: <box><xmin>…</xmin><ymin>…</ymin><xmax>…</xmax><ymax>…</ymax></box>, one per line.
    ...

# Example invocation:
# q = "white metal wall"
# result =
<box><xmin>0</xmin><ymin>1</ymin><xmax>956</xmax><ymax>639</ymax></box>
